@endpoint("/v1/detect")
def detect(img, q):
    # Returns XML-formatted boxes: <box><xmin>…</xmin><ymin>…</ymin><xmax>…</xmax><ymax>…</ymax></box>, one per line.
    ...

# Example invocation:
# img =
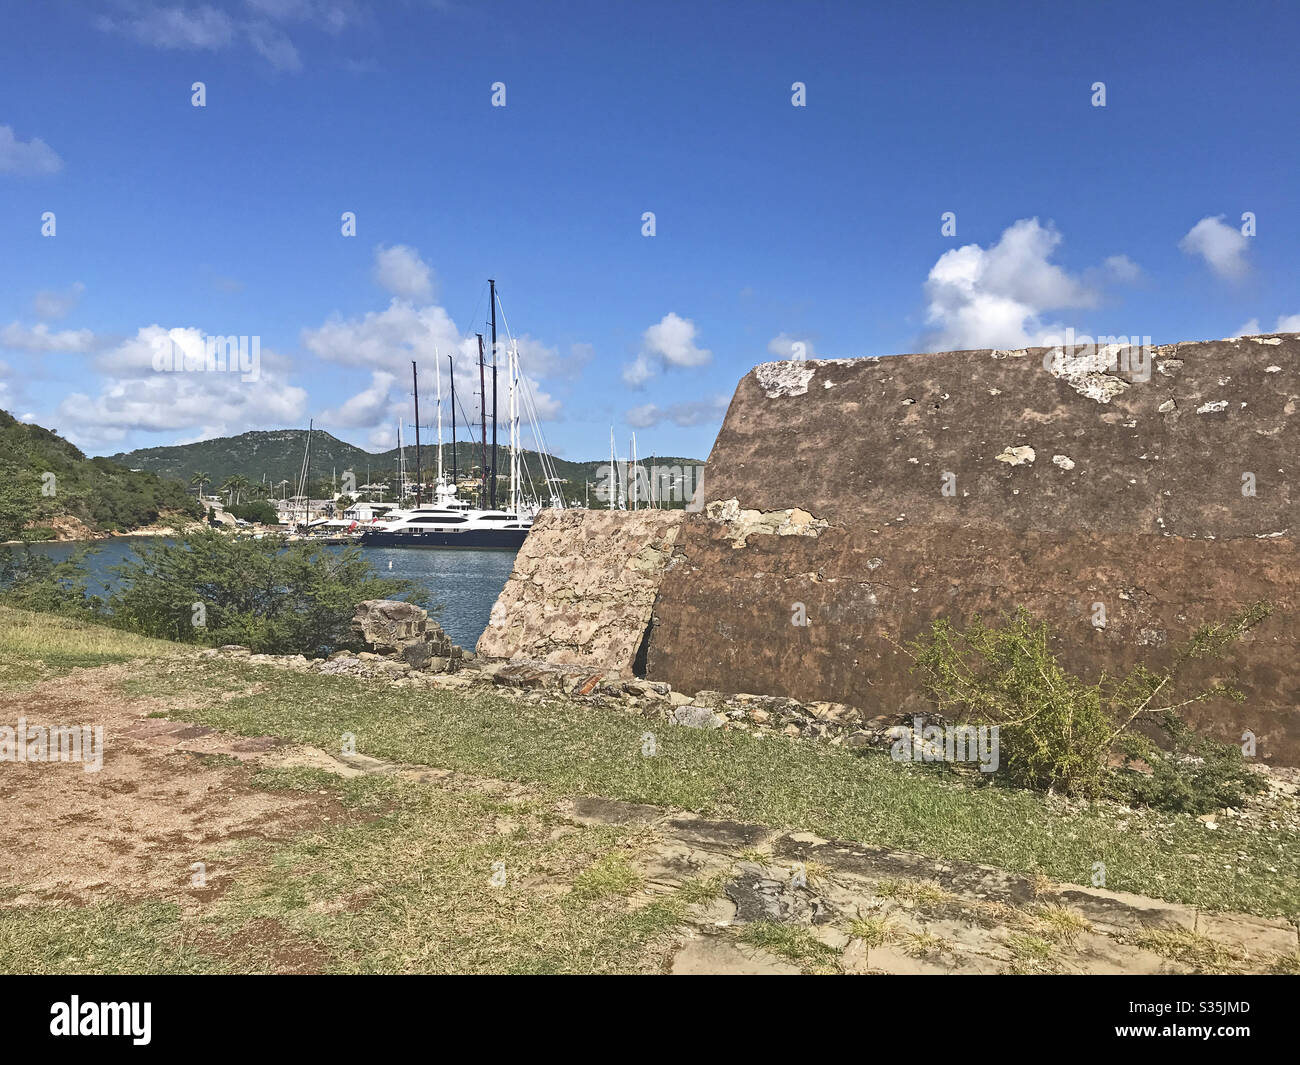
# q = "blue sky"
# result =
<box><xmin>1</xmin><ymin>0</ymin><xmax>1297</xmax><ymax>461</ymax></box>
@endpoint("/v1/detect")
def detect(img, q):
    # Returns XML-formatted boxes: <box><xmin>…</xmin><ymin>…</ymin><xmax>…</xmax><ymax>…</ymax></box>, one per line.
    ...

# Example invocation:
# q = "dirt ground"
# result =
<box><xmin>0</xmin><ymin>667</ymin><xmax>345</xmax><ymax>907</ymax></box>
<box><xmin>3</xmin><ymin>664</ymin><xmax>1297</xmax><ymax>975</ymax></box>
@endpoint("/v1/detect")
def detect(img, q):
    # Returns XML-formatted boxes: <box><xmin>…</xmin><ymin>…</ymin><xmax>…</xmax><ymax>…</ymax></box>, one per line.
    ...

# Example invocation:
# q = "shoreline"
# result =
<box><xmin>2</xmin><ymin>526</ymin><xmax>199</xmax><ymax>548</ymax></box>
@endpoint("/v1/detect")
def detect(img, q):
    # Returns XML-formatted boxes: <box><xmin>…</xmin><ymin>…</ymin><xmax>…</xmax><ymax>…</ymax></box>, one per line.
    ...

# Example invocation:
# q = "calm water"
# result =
<box><xmin>6</xmin><ymin>538</ymin><xmax>517</xmax><ymax>648</ymax></box>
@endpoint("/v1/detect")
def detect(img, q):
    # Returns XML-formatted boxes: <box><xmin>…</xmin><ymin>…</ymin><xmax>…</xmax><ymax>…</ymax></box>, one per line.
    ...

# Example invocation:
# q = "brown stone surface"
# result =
<box><xmin>646</xmin><ymin>335</ymin><xmax>1300</xmax><ymax>763</ymax></box>
<box><xmin>476</xmin><ymin>507</ymin><xmax>684</xmax><ymax>672</ymax></box>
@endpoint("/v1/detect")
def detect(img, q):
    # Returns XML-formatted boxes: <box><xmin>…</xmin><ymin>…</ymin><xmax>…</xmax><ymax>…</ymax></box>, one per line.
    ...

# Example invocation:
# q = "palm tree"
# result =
<box><xmin>190</xmin><ymin>471</ymin><xmax>211</xmax><ymax>500</ymax></box>
<box><xmin>220</xmin><ymin>476</ymin><xmax>238</xmax><ymax>505</ymax></box>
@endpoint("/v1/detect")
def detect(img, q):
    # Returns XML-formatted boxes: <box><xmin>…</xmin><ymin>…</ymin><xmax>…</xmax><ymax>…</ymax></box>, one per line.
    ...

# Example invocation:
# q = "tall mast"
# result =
<box><xmin>509</xmin><ymin>341</ymin><xmax>519</xmax><ymax>514</ymax></box>
<box><xmin>489</xmin><ymin>279</ymin><xmax>498</xmax><ymax>509</ymax></box>
<box><xmin>477</xmin><ymin>334</ymin><xmax>487</xmax><ymax>509</ymax></box>
<box><xmin>449</xmin><ymin>355</ymin><xmax>458</xmax><ymax>489</ymax></box>
<box><xmin>397</xmin><ymin>418</ymin><xmax>404</xmax><ymax>500</ymax></box>
<box><xmin>412</xmin><ymin>360</ymin><xmax>423</xmax><ymax>506</ymax></box>
<box><xmin>435</xmin><ymin>348</ymin><xmax>443</xmax><ymax>488</ymax></box>
<box><xmin>631</xmin><ymin>433</ymin><xmax>639</xmax><ymax>510</ymax></box>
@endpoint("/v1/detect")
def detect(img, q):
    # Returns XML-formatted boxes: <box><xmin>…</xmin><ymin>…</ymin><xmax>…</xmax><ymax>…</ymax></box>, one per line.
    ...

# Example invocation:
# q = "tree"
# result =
<box><xmin>190</xmin><ymin>471</ymin><xmax>211</xmax><ymax>499</ymax></box>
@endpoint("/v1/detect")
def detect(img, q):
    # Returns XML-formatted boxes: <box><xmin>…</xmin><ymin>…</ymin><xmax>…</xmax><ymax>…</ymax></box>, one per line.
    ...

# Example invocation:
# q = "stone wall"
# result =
<box><xmin>476</xmin><ymin>507</ymin><xmax>685</xmax><ymax>672</ymax></box>
<box><xmin>644</xmin><ymin>334</ymin><xmax>1300</xmax><ymax>764</ymax></box>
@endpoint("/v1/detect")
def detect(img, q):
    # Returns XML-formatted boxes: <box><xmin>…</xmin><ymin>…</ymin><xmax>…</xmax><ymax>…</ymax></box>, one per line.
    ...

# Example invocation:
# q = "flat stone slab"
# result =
<box><xmin>664</xmin><ymin>817</ymin><xmax>774</xmax><ymax>851</ymax></box>
<box><xmin>773</xmin><ymin>833</ymin><xmax>1038</xmax><ymax>905</ymax></box>
<box><xmin>1054</xmin><ymin>886</ymin><xmax>1197</xmax><ymax>935</ymax></box>
<box><xmin>564</xmin><ymin>795</ymin><xmax>666</xmax><ymax>827</ymax></box>
<box><xmin>1195</xmin><ymin>912</ymin><xmax>1298</xmax><ymax>955</ymax></box>
<box><xmin>669</xmin><ymin>936</ymin><xmax>800</xmax><ymax>975</ymax></box>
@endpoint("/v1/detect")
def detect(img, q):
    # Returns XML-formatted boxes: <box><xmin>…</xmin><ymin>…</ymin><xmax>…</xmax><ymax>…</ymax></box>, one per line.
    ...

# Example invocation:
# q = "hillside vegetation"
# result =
<box><xmin>0</xmin><ymin>410</ymin><xmax>202</xmax><ymax>541</ymax></box>
<box><xmin>110</xmin><ymin>429</ymin><xmax>704</xmax><ymax>506</ymax></box>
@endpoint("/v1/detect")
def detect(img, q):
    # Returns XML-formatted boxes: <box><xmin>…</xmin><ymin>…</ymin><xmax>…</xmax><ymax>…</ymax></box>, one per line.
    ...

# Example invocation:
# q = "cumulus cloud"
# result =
<box><xmin>33</xmin><ymin>282</ymin><xmax>86</xmax><ymax>321</ymax></box>
<box><xmin>0</xmin><ymin>321</ymin><xmax>96</xmax><ymax>353</ymax></box>
<box><xmin>767</xmin><ymin>333</ymin><xmax>817</xmax><ymax>360</ymax></box>
<box><xmin>921</xmin><ymin>218</ymin><xmax>1137</xmax><ymax>352</ymax></box>
<box><xmin>1179</xmin><ymin>215</ymin><xmax>1250</xmax><ymax>279</ymax></box>
<box><xmin>622</xmin><ymin>312</ymin><xmax>711</xmax><ymax>387</ymax></box>
<box><xmin>1235</xmin><ymin>313</ymin><xmax>1300</xmax><ymax>337</ymax></box>
<box><xmin>302</xmin><ymin>291</ymin><xmax>566</xmax><ymax>428</ymax></box>
<box><xmin>59</xmin><ymin>325</ymin><xmax>306</xmax><ymax>447</ymax></box>
<box><xmin>625</xmin><ymin>396</ymin><xmax>728</xmax><ymax>429</ymax></box>
<box><xmin>372</xmin><ymin>244</ymin><xmax>435</xmax><ymax>302</ymax></box>
<box><xmin>320</xmin><ymin>370</ymin><xmax>397</xmax><ymax>428</ymax></box>
<box><xmin>0</xmin><ymin>125</ymin><xmax>63</xmax><ymax>176</ymax></box>
<box><xmin>303</xmin><ymin>299</ymin><xmax>463</xmax><ymax>369</ymax></box>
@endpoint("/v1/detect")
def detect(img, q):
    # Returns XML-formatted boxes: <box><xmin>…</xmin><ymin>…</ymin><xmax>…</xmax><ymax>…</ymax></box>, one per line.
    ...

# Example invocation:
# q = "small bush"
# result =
<box><xmin>1110</xmin><ymin>714</ymin><xmax>1263</xmax><ymax>814</ymax></box>
<box><xmin>3</xmin><ymin>530</ymin><xmax>425</xmax><ymax>657</ymax></box>
<box><xmin>905</xmin><ymin>604</ymin><xmax>1270</xmax><ymax>807</ymax></box>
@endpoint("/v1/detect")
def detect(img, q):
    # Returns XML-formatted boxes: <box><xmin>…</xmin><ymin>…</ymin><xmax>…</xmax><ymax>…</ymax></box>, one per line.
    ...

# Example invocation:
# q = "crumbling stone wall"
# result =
<box><xmin>476</xmin><ymin>508</ymin><xmax>684</xmax><ymax>671</ymax></box>
<box><xmin>645</xmin><ymin>334</ymin><xmax>1300</xmax><ymax>764</ymax></box>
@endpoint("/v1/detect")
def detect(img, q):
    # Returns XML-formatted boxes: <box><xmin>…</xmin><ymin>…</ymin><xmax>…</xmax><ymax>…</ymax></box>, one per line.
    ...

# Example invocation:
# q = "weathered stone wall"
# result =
<box><xmin>645</xmin><ymin>334</ymin><xmax>1300</xmax><ymax>764</ymax></box>
<box><xmin>476</xmin><ymin>508</ymin><xmax>684</xmax><ymax>671</ymax></box>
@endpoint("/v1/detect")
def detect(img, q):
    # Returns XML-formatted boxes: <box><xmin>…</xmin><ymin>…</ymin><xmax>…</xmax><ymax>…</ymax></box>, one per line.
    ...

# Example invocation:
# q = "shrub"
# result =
<box><xmin>0</xmin><ymin>547</ymin><xmax>100</xmax><ymax>618</ymax></box>
<box><xmin>103</xmin><ymin>529</ymin><xmax>424</xmax><ymax>655</ymax></box>
<box><xmin>904</xmin><ymin>604</ymin><xmax>1270</xmax><ymax>805</ymax></box>
<box><xmin>1110</xmin><ymin>714</ymin><xmax>1263</xmax><ymax>814</ymax></box>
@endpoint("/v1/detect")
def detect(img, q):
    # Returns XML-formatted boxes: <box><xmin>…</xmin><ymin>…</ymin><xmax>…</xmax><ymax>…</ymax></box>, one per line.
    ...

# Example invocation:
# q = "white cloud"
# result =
<box><xmin>622</xmin><ymin>312</ymin><xmax>711</xmax><ymax>387</ymax></box>
<box><xmin>0</xmin><ymin>125</ymin><xmax>63</xmax><ymax>176</ymax></box>
<box><xmin>1179</xmin><ymin>215</ymin><xmax>1250</xmax><ymax>280</ymax></box>
<box><xmin>767</xmin><ymin>333</ymin><xmax>817</xmax><ymax>360</ymax></box>
<box><xmin>246</xmin><ymin>21</ymin><xmax>302</xmax><ymax>70</ymax></box>
<box><xmin>0</xmin><ymin>321</ymin><xmax>96</xmax><ymax>353</ymax></box>
<box><xmin>921</xmin><ymin>218</ymin><xmax>1136</xmax><ymax>352</ymax></box>
<box><xmin>60</xmin><ymin>325</ymin><xmax>306</xmax><ymax>448</ymax></box>
<box><xmin>621</xmin><ymin>353</ymin><xmax>654</xmax><ymax>388</ymax></box>
<box><xmin>645</xmin><ymin>312</ymin><xmax>711</xmax><ymax>368</ymax></box>
<box><xmin>302</xmin><ymin>292</ymin><xmax>567</xmax><ymax>429</ymax></box>
<box><xmin>33</xmin><ymin>282</ymin><xmax>86</xmax><ymax>321</ymax></box>
<box><xmin>303</xmin><ymin>298</ymin><xmax>464</xmax><ymax>370</ymax></box>
<box><xmin>372</xmin><ymin>244</ymin><xmax>435</xmax><ymax>302</ymax></box>
<box><xmin>624</xmin><ymin>396</ymin><xmax>728</xmax><ymax>429</ymax></box>
<box><xmin>1236</xmin><ymin>313</ymin><xmax>1300</xmax><ymax>337</ymax></box>
<box><xmin>98</xmin><ymin>5</ymin><xmax>237</xmax><ymax>50</ymax></box>
<box><xmin>97</xmin><ymin>1</ymin><xmax>351</xmax><ymax>68</ymax></box>
<box><xmin>320</xmin><ymin>370</ymin><xmax>397</xmax><ymax>427</ymax></box>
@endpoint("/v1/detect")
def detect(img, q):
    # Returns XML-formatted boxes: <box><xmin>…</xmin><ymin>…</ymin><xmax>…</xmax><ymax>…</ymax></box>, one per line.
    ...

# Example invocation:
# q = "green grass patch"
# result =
<box><xmin>0</xmin><ymin>604</ymin><xmax>181</xmax><ymax>687</ymax></box>
<box><xmin>0</xmin><ymin>901</ymin><xmax>225</xmax><ymax>975</ymax></box>
<box><xmin>112</xmin><ymin>658</ymin><xmax>1300</xmax><ymax>920</ymax></box>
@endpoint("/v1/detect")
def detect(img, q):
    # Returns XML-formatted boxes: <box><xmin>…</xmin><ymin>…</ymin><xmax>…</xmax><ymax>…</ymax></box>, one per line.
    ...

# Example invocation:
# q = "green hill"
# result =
<box><xmin>0</xmin><ymin>411</ymin><xmax>203</xmax><ymax>541</ymax></box>
<box><xmin>110</xmin><ymin>430</ymin><xmax>705</xmax><ymax>507</ymax></box>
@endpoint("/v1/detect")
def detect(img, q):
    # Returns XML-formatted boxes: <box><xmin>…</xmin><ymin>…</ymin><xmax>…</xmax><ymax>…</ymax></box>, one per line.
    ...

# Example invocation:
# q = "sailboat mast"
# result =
<box><xmin>631</xmin><ymin>433</ymin><xmax>638</xmax><ymax>510</ymax></box>
<box><xmin>489</xmin><ymin>278</ymin><xmax>498</xmax><ymax>509</ymax></box>
<box><xmin>509</xmin><ymin>342</ymin><xmax>519</xmax><ymax>514</ymax></box>
<box><xmin>435</xmin><ymin>349</ymin><xmax>443</xmax><ymax>487</ymax></box>
<box><xmin>449</xmin><ymin>355</ymin><xmax>458</xmax><ymax>488</ymax></box>
<box><xmin>477</xmin><ymin>334</ymin><xmax>487</xmax><ymax>509</ymax></box>
<box><xmin>412</xmin><ymin>361</ymin><xmax>423</xmax><ymax>506</ymax></box>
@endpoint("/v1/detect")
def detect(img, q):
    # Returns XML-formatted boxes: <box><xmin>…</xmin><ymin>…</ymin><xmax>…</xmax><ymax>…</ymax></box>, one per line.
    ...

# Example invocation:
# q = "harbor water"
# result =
<box><xmin>5</xmin><ymin>538</ymin><xmax>517</xmax><ymax>649</ymax></box>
